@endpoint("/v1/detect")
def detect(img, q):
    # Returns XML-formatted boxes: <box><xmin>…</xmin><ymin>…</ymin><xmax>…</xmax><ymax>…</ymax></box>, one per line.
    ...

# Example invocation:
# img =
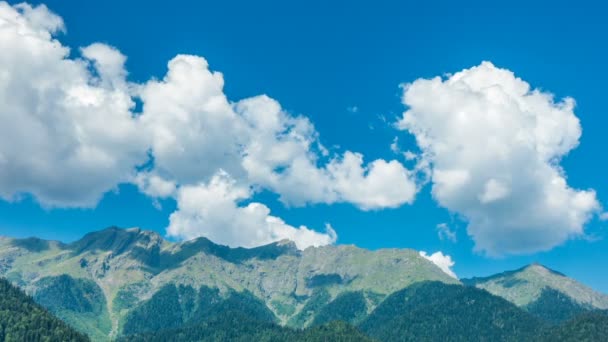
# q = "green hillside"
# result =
<box><xmin>0</xmin><ymin>278</ymin><xmax>89</xmax><ymax>342</ymax></box>
<box><xmin>464</xmin><ymin>264</ymin><xmax>608</xmax><ymax>323</ymax></box>
<box><xmin>120</xmin><ymin>313</ymin><xmax>373</xmax><ymax>342</ymax></box>
<box><xmin>543</xmin><ymin>310</ymin><xmax>608</xmax><ymax>341</ymax></box>
<box><xmin>360</xmin><ymin>281</ymin><xmax>543</xmax><ymax>341</ymax></box>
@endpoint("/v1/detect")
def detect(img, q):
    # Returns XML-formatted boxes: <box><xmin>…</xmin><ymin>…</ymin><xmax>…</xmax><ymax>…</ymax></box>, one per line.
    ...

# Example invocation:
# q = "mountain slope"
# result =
<box><xmin>359</xmin><ymin>281</ymin><xmax>543</xmax><ymax>341</ymax></box>
<box><xmin>464</xmin><ymin>264</ymin><xmax>608</xmax><ymax>323</ymax></box>
<box><xmin>543</xmin><ymin>310</ymin><xmax>608</xmax><ymax>341</ymax></box>
<box><xmin>0</xmin><ymin>277</ymin><xmax>89</xmax><ymax>342</ymax></box>
<box><xmin>0</xmin><ymin>226</ymin><xmax>457</xmax><ymax>340</ymax></box>
<box><xmin>119</xmin><ymin>314</ymin><xmax>374</xmax><ymax>342</ymax></box>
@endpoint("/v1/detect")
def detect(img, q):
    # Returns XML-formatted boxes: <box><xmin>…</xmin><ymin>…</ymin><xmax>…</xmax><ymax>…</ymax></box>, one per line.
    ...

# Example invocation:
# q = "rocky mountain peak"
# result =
<box><xmin>464</xmin><ymin>263</ymin><xmax>608</xmax><ymax>310</ymax></box>
<box><xmin>68</xmin><ymin>226</ymin><xmax>164</xmax><ymax>255</ymax></box>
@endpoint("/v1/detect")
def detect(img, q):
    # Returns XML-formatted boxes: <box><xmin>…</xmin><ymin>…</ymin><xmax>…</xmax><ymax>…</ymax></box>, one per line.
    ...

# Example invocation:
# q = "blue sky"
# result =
<box><xmin>1</xmin><ymin>0</ymin><xmax>607</xmax><ymax>291</ymax></box>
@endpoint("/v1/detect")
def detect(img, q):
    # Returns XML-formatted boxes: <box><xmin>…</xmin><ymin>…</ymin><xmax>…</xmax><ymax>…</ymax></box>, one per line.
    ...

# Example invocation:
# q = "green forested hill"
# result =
<box><xmin>0</xmin><ymin>278</ymin><xmax>89</xmax><ymax>342</ymax></box>
<box><xmin>118</xmin><ymin>281</ymin><xmax>608</xmax><ymax>342</ymax></box>
<box><xmin>464</xmin><ymin>264</ymin><xmax>608</xmax><ymax>324</ymax></box>
<box><xmin>543</xmin><ymin>310</ymin><xmax>608</xmax><ymax>341</ymax></box>
<box><xmin>360</xmin><ymin>281</ymin><xmax>544</xmax><ymax>341</ymax></box>
<box><xmin>122</xmin><ymin>284</ymin><xmax>277</xmax><ymax>336</ymax></box>
<box><xmin>120</xmin><ymin>314</ymin><xmax>373</xmax><ymax>342</ymax></box>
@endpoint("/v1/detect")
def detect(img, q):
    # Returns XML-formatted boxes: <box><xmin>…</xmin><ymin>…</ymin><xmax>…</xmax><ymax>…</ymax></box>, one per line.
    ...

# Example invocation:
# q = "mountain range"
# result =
<box><xmin>0</xmin><ymin>226</ymin><xmax>607</xmax><ymax>341</ymax></box>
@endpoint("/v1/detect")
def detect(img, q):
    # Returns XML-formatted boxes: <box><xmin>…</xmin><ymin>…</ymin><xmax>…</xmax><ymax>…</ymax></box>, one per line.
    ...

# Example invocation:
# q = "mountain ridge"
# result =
<box><xmin>464</xmin><ymin>262</ymin><xmax>608</xmax><ymax>324</ymax></box>
<box><xmin>1</xmin><ymin>227</ymin><xmax>607</xmax><ymax>340</ymax></box>
<box><xmin>0</xmin><ymin>226</ymin><xmax>458</xmax><ymax>340</ymax></box>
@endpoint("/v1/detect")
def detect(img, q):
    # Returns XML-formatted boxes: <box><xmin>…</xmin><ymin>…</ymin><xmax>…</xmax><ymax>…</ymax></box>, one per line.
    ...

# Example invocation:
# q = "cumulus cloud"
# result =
<box><xmin>327</xmin><ymin>152</ymin><xmax>416</xmax><ymax>209</ymax></box>
<box><xmin>0</xmin><ymin>2</ymin><xmax>419</xmax><ymax>248</ymax></box>
<box><xmin>0</xmin><ymin>2</ymin><xmax>147</xmax><ymax>207</ymax></box>
<box><xmin>398</xmin><ymin>62</ymin><xmax>600</xmax><ymax>255</ymax></box>
<box><xmin>166</xmin><ymin>171</ymin><xmax>337</xmax><ymax>249</ymax></box>
<box><xmin>236</xmin><ymin>92</ymin><xmax>418</xmax><ymax>210</ymax></box>
<box><xmin>138</xmin><ymin>55</ymin><xmax>247</xmax><ymax>185</ymax></box>
<box><xmin>419</xmin><ymin>251</ymin><xmax>457</xmax><ymax>278</ymax></box>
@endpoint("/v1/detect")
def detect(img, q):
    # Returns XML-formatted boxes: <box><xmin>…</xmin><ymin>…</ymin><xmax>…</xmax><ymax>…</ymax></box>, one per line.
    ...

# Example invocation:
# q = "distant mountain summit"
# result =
<box><xmin>464</xmin><ymin>263</ymin><xmax>608</xmax><ymax>323</ymax></box>
<box><xmin>0</xmin><ymin>226</ymin><xmax>456</xmax><ymax>340</ymax></box>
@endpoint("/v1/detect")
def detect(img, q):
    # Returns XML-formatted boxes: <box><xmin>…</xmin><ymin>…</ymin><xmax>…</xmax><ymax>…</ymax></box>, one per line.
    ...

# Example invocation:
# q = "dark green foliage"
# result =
<box><xmin>0</xmin><ymin>278</ymin><xmax>89</xmax><ymax>342</ymax></box>
<box><xmin>541</xmin><ymin>310</ymin><xmax>608</xmax><ymax>341</ymax></box>
<box><xmin>119</xmin><ymin>313</ymin><xmax>373</xmax><ymax>342</ymax></box>
<box><xmin>287</xmin><ymin>288</ymin><xmax>331</xmax><ymax>327</ymax></box>
<box><xmin>202</xmin><ymin>289</ymin><xmax>277</xmax><ymax>323</ymax></box>
<box><xmin>113</xmin><ymin>283</ymin><xmax>147</xmax><ymax>312</ymax></box>
<box><xmin>33</xmin><ymin>275</ymin><xmax>111</xmax><ymax>339</ymax></box>
<box><xmin>360</xmin><ymin>281</ymin><xmax>544</xmax><ymax>342</ymax></box>
<box><xmin>122</xmin><ymin>283</ymin><xmax>277</xmax><ymax>335</ymax></box>
<box><xmin>312</xmin><ymin>291</ymin><xmax>368</xmax><ymax>326</ymax></box>
<box><xmin>306</xmin><ymin>273</ymin><xmax>343</xmax><ymax>287</ymax></box>
<box><xmin>119</xmin><ymin>284</ymin><xmax>372</xmax><ymax>342</ymax></box>
<box><xmin>301</xmin><ymin>321</ymin><xmax>374</xmax><ymax>342</ymax></box>
<box><xmin>271</xmin><ymin>299</ymin><xmax>296</xmax><ymax>317</ymax></box>
<box><xmin>34</xmin><ymin>275</ymin><xmax>106</xmax><ymax>314</ymax></box>
<box><xmin>526</xmin><ymin>287</ymin><xmax>591</xmax><ymax>324</ymax></box>
<box><xmin>122</xmin><ymin>284</ymin><xmax>185</xmax><ymax>335</ymax></box>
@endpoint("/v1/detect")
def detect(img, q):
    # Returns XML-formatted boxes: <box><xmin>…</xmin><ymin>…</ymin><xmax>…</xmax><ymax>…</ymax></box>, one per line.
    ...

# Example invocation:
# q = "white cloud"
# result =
<box><xmin>478</xmin><ymin>178</ymin><xmax>510</xmax><ymax>204</ymax></box>
<box><xmin>403</xmin><ymin>151</ymin><xmax>417</xmax><ymax>161</ymax></box>
<box><xmin>137</xmin><ymin>56</ymin><xmax>418</xmax><ymax>212</ymax></box>
<box><xmin>347</xmin><ymin>106</ymin><xmax>359</xmax><ymax>113</ymax></box>
<box><xmin>237</xmin><ymin>96</ymin><xmax>418</xmax><ymax>210</ymax></box>
<box><xmin>0</xmin><ymin>2</ymin><xmax>419</xmax><ymax>249</ymax></box>
<box><xmin>327</xmin><ymin>152</ymin><xmax>417</xmax><ymax>209</ymax></box>
<box><xmin>600</xmin><ymin>212</ymin><xmax>608</xmax><ymax>221</ymax></box>
<box><xmin>398</xmin><ymin>61</ymin><xmax>600</xmax><ymax>255</ymax></box>
<box><xmin>390</xmin><ymin>137</ymin><xmax>400</xmax><ymax>154</ymax></box>
<box><xmin>419</xmin><ymin>251</ymin><xmax>457</xmax><ymax>278</ymax></box>
<box><xmin>134</xmin><ymin>172</ymin><xmax>177</xmax><ymax>198</ymax></box>
<box><xmin>0</xmin><ymin>2</ymin><xmax>148</xmax><ymax>207</ymax></box>
<box><xmin>436</xmin><ymin>223</ymin><xmax>457</xmax><ymax>242</ymax></box>
<box><xmin>166</xmin><ymin>171</ymin><xmax>337</xmax><ymax>250</ymax></box>
<box><xmin>138</xmin><ymin>55</ymin><xmax>247</xmax><ymax>185</ymax></box>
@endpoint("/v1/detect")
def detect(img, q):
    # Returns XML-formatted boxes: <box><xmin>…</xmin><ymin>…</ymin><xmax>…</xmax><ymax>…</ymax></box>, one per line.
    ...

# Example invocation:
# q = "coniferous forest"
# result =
<box><xmin>0</xmin><ymin>278</ymin><xmax>89</xmax><ymax>342</ymax></box>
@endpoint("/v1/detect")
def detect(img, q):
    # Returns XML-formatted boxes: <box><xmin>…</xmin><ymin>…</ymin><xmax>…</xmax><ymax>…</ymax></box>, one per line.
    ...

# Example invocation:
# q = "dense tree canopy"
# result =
<box><xmin>0</xmin><ymin>278</ymin><xmax>89</xmax><ymax>342</ymax></box>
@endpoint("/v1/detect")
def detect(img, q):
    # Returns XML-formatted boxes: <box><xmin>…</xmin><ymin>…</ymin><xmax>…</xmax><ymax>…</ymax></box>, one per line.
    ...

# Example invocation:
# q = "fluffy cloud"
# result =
<box><xmin>138</xmin><ymin>55</ymin><xmax>247</xmax><ymax>185</ymax></box>
<box><xmin>167</xmin><ymin>171</ymin><xmax>337</xmax><ymax>249</ymax></box>
<box><xmin>419</xmin><ymin>251</ymin><xmax>457</xmax><ymax>278</ymax></box>
<box><xmin>0</xmin><ymin>2</ymin><xmax>147</xmax><ymax>207</ymax></box>
<box><xmin>398</xmin><ymin>62</ymin><xmax>600</xmax><ymax>255</ymax></box>
<box><xmin>0</xmin><ymin>2</ymin><xmax>418</xmax><ymax>248</ymax></box>
<box><xmin>326</xmin><ymin>152</ymin><xmax>416</xmax><ymax>209</ymax></box>
<box><xmin>238</xmin><ymin>96</ymin><xmax>417</xmax><ymax>210</ymax></box>
<box><xmin>134</xmin><ymin>46</ymin><xmax>418</xmax><ymax>213</ymax></box>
